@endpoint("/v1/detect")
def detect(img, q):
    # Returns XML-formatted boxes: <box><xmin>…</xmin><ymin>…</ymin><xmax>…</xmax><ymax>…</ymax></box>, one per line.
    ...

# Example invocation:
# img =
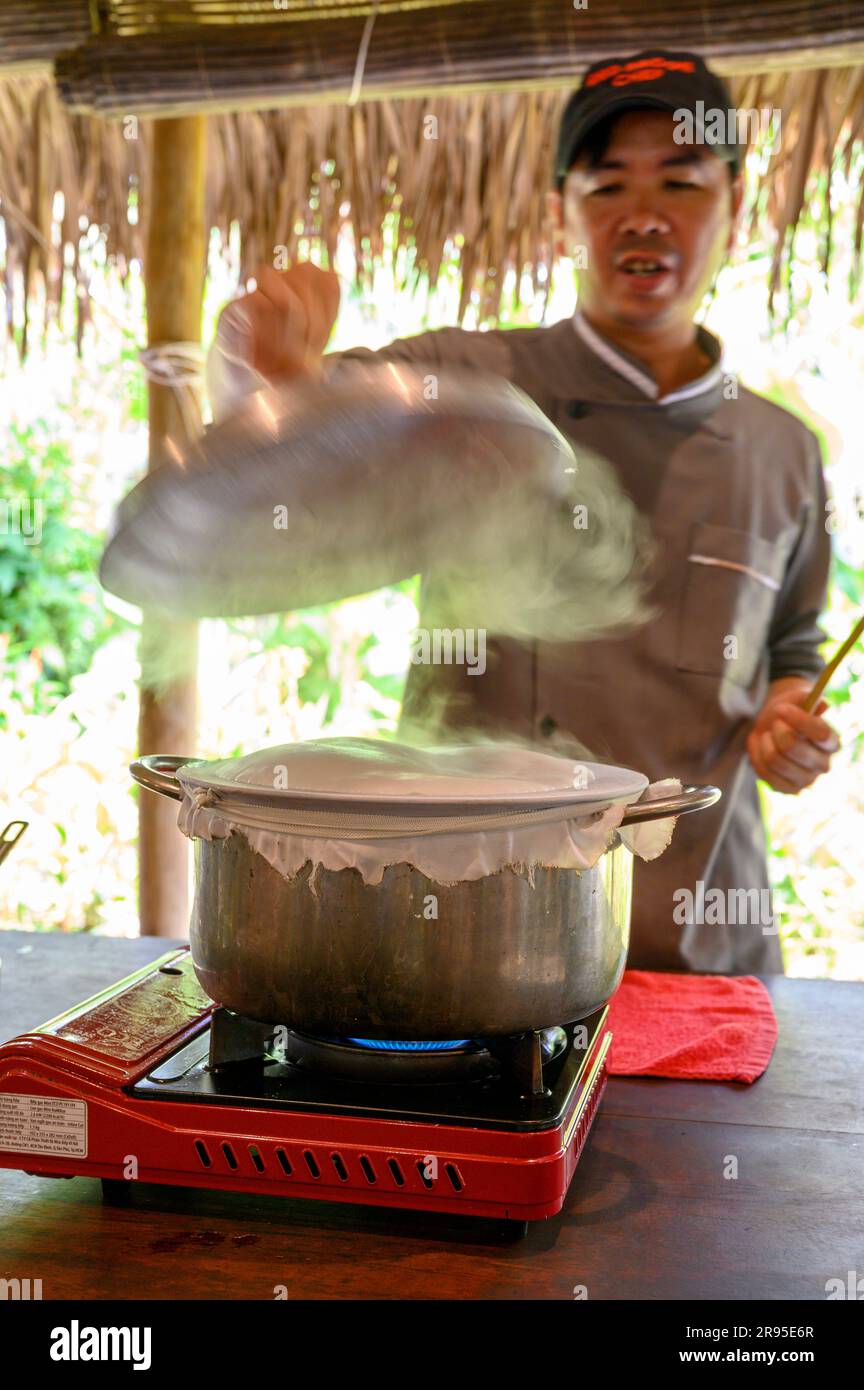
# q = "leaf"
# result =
<box><xmin>0</xmin><ymin>556</ymin><xmax>21</xmax><ymax>596</ymax></box>
<box><xmin>365</xmin><ymin>672</ymin><xmax>406</xmax><ymax>701</ymax></box>
<box><xmin>832</xmin><ymin>557</ymin><xmax>864</xmax><ymax>604</ymax></box>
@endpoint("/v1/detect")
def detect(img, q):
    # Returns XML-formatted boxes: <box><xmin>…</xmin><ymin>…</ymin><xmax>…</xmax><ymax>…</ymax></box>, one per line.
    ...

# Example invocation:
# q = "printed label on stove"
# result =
<box><xmin>0</xmin><ymin>1093</ymin><xmax>87</xmax><ymax>1157</ymax></box>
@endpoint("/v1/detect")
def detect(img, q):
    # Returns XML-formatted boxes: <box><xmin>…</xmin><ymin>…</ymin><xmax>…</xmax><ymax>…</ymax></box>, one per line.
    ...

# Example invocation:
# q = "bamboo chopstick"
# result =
<box><xmin>803</xmin><ymin>613</ymin><xmax>864</xmax><ymax>711</ymax></box>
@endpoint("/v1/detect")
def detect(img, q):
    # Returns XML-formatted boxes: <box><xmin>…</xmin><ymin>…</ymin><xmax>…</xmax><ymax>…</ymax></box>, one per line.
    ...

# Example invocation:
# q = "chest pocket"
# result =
<box><xmin>676</xmin><ymin>522</ymin><xmax>790</xmax><ymax>688</ymax></box>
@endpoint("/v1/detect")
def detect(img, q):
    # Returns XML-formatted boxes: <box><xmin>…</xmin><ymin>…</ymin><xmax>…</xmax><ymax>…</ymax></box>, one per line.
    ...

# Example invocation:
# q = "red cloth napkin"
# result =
<box><xmin>605</xmin><ymin>970</ymin><xmax>777</xmax><ymax>1083</ymax></box>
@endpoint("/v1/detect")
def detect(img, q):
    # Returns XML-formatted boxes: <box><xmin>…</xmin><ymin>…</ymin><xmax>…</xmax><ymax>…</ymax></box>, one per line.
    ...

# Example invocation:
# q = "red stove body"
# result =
<box><xmin>0</xmin><ymin>950</ymin><xmax>611</xmax><ymax>1225</ymax></box>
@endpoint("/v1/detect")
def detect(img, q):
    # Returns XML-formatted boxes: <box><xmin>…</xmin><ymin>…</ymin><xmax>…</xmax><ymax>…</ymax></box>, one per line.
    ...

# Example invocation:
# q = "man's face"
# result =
<box><xmin>546</xmin><ymin>110</ymin><xmax>743</xmax><ymax>334</ymax></box>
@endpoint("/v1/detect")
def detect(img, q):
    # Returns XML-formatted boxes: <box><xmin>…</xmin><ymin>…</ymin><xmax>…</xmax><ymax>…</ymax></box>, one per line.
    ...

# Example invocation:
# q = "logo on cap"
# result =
<box><xmin>586</xmin><ymin>57</ymin><xmax>696</xmax><ymax>89</ymax></box>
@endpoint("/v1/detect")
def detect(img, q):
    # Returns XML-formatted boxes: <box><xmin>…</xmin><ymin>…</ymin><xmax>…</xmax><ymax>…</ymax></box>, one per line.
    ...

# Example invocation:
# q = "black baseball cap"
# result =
<box><xmin>554</xmin><ymin>50</ymin><xmax>741</xmax><ymax>188</ymax></box>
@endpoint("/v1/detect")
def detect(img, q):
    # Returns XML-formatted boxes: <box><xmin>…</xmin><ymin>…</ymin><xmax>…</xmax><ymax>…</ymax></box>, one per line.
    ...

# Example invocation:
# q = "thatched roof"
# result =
<box><xmin>4</xmin><ymin>2</ymin><xmax>864</xmax><ymax>96</ymax></box>
<box><xmin>1</xmin><ymin>5</ymin><xmax>863</xmax><ymax>346</ymax></box>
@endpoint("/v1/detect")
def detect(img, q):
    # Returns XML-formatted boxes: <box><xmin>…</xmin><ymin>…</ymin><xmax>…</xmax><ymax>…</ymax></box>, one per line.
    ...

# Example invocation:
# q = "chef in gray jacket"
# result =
<box><xmin>209</xmin><ymin>50</ymin><xmax>840</xmax><ymax>975</ymax></box>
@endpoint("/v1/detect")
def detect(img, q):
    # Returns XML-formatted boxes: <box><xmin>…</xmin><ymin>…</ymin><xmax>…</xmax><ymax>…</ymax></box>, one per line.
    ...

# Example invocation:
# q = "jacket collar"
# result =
<box><xmin>536</xmin><ymin>309</ymin><xmax>728</xmax><ymax>431</ymax></box>
<box><xmin>571</xmin><ymin>310</ymin><xmax>725</xmax><ymax>406</ymax></box>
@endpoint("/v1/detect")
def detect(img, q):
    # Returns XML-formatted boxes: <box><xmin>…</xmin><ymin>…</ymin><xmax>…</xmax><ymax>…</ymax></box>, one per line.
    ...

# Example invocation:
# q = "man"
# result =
<box><xmin>208</xmin><ymin>50</ymin><xmax>839</xmax><ymax>974</ymax></box>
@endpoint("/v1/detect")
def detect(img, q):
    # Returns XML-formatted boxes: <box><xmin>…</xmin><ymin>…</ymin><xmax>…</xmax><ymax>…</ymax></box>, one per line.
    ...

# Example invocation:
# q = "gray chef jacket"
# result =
<box><xmin>326</xmin><ymin>312</ymin><xmax>831</xmax><ymax>974</ymax></box>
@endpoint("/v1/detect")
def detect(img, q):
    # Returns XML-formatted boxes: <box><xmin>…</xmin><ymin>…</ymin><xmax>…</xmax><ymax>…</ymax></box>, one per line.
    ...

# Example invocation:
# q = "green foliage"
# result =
<box><xmin>832</xmin><ymin>554</ymin><xmax>864</xmax><ymax>606</ymax></box>
<box><xmin>0</xmin><ymin>421</ymin><xmax>125</xmax><ymax>714</ymax></box>
<box><xmin>289</xmin><ymin>615</ymin><xmax>343</xmax><ymax>720</ymax></box>
<box><xmin>119</xmin><ymin>337</ymin><xmax>148</xmax><ymax>423</ymax></box>
<box><xmin>222</xmin><ymin>573</ymin><xmax>419</xmax><ymax>727</ymax></box>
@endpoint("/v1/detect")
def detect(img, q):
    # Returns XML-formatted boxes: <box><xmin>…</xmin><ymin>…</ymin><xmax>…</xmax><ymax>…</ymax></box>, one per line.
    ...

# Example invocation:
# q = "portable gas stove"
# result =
<box><xmin>0</xmin><ymin>949</ymin><xmax>611</xmax><ymax>1231</ymax></box>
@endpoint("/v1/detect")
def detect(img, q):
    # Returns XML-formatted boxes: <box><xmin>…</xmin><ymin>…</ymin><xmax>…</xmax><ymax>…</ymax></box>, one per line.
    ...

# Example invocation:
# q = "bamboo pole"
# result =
<box><xmin>138</xmin><ymin>115</ymin><xmax>206</xmax><ymax>937</ymax></box>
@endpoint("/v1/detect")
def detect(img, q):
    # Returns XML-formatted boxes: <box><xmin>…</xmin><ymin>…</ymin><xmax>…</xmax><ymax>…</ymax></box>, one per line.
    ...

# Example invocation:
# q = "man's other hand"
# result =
<box><xmin>746</xmin><ymin>677</ymin><xmax>840</xmax><ymax>794</ymax></box>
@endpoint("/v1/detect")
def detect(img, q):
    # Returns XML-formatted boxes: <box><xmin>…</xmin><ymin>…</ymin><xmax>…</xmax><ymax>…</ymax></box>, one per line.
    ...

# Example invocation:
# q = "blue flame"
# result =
<box><xmin>346</xmin><ymin>1038</ymin><xmax>471</xmax><ymax>1053</ymax></box>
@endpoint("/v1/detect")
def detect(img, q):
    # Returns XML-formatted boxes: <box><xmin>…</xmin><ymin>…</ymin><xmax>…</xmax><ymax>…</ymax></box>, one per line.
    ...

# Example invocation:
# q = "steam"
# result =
<box><xmin>398</xmin><ymin>697</ymin><xmax>602</xmax><ymax>770</ymax></box>
<box><xmin>418</xmin><ymin>438</ymin><xmax>654</xmax><ymax>641</ymax></box>
<box><xmin>107</xmin><ymin>365</ymin><xmax>655</xmax><ymax>744</ymax></box>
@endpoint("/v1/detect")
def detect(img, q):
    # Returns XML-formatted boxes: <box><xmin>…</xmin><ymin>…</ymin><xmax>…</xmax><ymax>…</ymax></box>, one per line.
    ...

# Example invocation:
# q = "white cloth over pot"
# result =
<box><xmin>176</xmin><ymin>738</ymin><xmax>681</xmax><ymax>886</ymax></box>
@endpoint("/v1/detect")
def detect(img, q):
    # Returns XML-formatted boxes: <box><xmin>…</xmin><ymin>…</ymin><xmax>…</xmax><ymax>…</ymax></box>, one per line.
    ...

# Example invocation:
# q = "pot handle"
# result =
<box><xmin>130</xmin><ymin>754</ymin><xmax>197</xmax><ymax>802</ymax></box>
<box><xmin>618</xmin><ymin>783</ymin><xmax>721</xmax><ymax>826</ymax></box>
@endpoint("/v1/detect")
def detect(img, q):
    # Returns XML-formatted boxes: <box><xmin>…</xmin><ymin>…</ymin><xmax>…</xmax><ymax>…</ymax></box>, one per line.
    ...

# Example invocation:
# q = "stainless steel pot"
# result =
<box><xmin>131</xmin><ymin>755</ymin><xmax>719</xmax><ymax>1039</ymax></box>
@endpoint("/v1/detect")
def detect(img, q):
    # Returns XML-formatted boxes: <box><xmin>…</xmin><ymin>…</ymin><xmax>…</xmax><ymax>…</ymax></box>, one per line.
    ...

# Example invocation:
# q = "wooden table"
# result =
<box><xmin>1</xmin><ymin>929</ymin><xmax>862</xmax><ymax>1301</ymax></box>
